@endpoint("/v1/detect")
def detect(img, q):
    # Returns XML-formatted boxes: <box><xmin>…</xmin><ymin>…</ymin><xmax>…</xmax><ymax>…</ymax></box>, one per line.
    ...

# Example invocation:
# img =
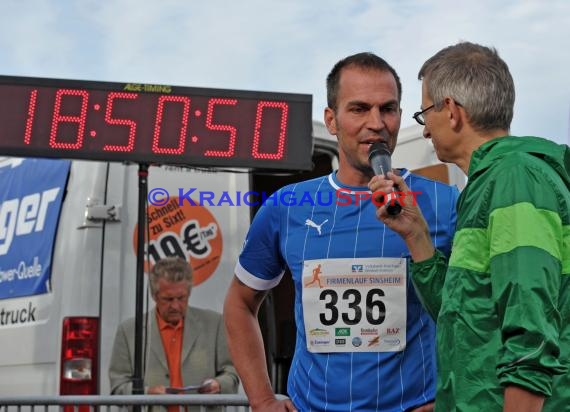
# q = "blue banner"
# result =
<box><xmin>0</xmin><ymin>158</ymin><xmax>70</xmax><ymax>299</ymax></box>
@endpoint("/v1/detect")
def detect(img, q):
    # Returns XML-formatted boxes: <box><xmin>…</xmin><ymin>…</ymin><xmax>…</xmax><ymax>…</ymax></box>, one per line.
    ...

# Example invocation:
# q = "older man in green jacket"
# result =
<box><xmin>371</xmin><ymin>41</ymin><xmax>569</xmax><ymax>412</ymax></box>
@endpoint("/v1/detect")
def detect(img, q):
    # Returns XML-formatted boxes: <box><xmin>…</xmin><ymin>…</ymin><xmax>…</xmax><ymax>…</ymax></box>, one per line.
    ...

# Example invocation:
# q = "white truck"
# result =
<box><xmin>0</xmin><ymin>121</ymin><xmax>462</xmax><ymax>396</ymax></box>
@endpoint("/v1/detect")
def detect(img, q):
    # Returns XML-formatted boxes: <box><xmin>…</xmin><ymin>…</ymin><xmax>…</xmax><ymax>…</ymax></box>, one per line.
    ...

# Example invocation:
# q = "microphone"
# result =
<box><xmin>368</xmin><ymin>141</ymin><xmax>402</xmax><ymax>215</ymax></box>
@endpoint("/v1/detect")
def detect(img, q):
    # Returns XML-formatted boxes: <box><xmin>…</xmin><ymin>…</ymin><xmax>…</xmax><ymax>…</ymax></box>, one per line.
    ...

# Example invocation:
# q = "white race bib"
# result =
<box><xmin>302</xmin><ymin>257</ymin><xmax>407</xmax><ymax>353</ymax></box>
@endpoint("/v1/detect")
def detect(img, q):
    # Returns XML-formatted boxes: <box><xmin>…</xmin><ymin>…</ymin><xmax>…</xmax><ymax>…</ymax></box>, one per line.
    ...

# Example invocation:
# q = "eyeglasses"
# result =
<box><xmin>412</xmin><ymin>104</ymin><xmax>435</xmax><ymax>126</ymax></box>
<box><xmin>413</xmin><ymin>100</ymin><xmax>463</xmax><ymax>125</ymax></box>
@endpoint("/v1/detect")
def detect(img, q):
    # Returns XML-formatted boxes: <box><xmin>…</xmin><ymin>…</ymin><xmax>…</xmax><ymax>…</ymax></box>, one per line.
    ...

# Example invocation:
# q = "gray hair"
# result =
<box><xmin>149</xmin><ymin>256</ymin><xmax>192</xmax><ymax>296</ymax></box>
<box><xmin>418</xmin><ymin>41</ymin><xmax>515</xmax><ymax>133</ymax></box>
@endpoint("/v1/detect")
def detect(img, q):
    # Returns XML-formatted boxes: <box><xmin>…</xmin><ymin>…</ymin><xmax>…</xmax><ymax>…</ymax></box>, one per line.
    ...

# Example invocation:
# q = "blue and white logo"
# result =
<box><xmin>0</xmin><ymin>158</ymin><xmax>70</xmax><ymax>299</ymax></box>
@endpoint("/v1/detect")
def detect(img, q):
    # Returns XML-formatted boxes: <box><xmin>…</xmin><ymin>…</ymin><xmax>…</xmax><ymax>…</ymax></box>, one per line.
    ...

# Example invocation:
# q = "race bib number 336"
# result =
<box><xmin>302</xmin><ymin>257</ymin><xmax>406</xmax><ymax>353</ymax></box>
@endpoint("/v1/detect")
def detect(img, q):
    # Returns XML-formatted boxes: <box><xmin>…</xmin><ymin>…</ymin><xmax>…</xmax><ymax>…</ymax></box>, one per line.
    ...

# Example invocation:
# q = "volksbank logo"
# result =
<box><xmin>335</xmin><ymin>327</ymin><xmax>350</xmax><ymax>336</ymax></box>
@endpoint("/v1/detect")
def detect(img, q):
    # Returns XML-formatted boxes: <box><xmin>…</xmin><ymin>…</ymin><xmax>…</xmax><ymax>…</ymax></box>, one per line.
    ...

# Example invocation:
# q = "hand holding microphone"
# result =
<box><xmin>368</xmin><ymin>141</ymin><xmax>402</xmax><ymax>216</ymax></box>
<box><xmin>368</xmin><ymin>143</ymin><xmax>434</xmax><ymax>261</ymax></box>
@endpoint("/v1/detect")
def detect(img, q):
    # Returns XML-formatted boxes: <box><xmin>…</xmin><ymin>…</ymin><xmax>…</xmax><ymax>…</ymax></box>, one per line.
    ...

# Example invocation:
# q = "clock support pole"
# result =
<box><xmin>133</xmin><ymin>162</ymin><xmax>149</xmax><ymax>399</ymax></box>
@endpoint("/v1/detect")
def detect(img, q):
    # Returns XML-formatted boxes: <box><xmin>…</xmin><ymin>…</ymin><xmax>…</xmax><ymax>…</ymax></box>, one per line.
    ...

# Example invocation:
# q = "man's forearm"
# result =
<box><xmin>405</xmin><ymin>229</ymin><xmax>435</xmax><ymax>263</ymax></box>
<box><xmin>224</xmin><ymin>281</ymin><xmax>276</xmax><ymax>408</ymax></box>
<box><xmin>109</xmin><ymin>378</ymin><xmax>133</xmax><ymax>395</ymax></box>
<box><xmin>503</xmin><ymin>385</ymin><xmax>544</xmax><ymax>412</ymax></box>
<box><xmin>215</xmin><ymin>366</ymin><xmax>239</xmax><ymax>393</ymax></box>
<box><xmin>227</xmin><ymin>315</ymin><xmax>275</xmax><ymax>407</ymax></box>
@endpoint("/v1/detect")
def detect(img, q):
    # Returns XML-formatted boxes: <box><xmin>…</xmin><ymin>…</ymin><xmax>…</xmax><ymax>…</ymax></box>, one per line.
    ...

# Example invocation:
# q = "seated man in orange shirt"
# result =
<box><xmin>109</xmin><ymin>256</ymin><xmax>238</xmax><ymax>400</ymax></box>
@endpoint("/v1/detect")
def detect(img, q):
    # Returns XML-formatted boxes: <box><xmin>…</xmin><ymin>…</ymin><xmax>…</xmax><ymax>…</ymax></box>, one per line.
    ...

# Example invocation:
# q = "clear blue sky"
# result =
<box><xmin>1</xmin><ymin>0</ymin><xmax>568</xmax><ymax>144</ymax></box>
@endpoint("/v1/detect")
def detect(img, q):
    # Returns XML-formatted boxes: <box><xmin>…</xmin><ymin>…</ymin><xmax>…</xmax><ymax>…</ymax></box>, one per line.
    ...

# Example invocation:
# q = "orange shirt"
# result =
<box><xmin>156</xmin><ymin>312</ymin><xmax>184</xmax><ymax>388</ymax></box>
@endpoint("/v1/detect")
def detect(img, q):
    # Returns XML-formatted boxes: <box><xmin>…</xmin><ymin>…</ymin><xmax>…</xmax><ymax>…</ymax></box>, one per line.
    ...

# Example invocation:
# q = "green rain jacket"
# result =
<box><xmin>412</xmin><ymin>136</ymin><xmax>570</xmax><ymax>411</ymax></box>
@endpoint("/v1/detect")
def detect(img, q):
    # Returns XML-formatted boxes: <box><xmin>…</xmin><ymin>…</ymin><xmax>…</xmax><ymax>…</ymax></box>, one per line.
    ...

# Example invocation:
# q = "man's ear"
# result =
<box><xmin>445</xmin><ymin>97</ymin><xmax>463</xmax><ymax>130</ymax></box>
<box><xmin>324</xmin><ymin>107</ymin><xmax>337</xmax><ymax>135</ymax></box>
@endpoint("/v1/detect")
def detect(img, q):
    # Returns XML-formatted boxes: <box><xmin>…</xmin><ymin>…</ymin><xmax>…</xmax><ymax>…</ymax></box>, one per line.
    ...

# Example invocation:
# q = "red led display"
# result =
<box><xmin>0</xmin><ymin>75</ymin><xmax>313</xmax><ymax>170</ymax></box>
<box><xmin>205</xmin><ymin>98</ymin><xmax>237</xmax><ymax>157</ymax></box>
<box><xmin>104</xmin><ymin>92</ymin><xmax>138</xmax><ymax>152</ymax></box>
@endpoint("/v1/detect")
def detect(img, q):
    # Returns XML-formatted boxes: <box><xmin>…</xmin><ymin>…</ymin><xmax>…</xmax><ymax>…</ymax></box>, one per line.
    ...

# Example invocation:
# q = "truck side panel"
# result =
<box><xmin>0</xmin><ymin>159</ymin><xmax>109</xmax><ymax>395</ymax></box>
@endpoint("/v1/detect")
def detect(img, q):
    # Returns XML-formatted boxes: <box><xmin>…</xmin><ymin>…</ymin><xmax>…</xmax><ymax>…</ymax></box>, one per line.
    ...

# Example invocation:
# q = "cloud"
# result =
<box><xmin>0</xmin><ymin>0</ymin><xmax>568</xmax><ymax>143</ymax></box>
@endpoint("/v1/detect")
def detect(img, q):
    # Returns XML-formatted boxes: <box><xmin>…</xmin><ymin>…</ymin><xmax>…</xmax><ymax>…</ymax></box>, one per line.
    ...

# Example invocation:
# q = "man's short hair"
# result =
<box><xmin>149</xmin><ymin>256</ymin><xmax>192</xmax><ymax>296</ymax></box>
<box><xmin>418</xmin><ymin>41</ymin><xmax>515</xmax><ymax>132</ymax></box>
<box><xmin>326</xmin><ymin>52</ymin><xmax>402</xmax><ymax>110</ymax></box>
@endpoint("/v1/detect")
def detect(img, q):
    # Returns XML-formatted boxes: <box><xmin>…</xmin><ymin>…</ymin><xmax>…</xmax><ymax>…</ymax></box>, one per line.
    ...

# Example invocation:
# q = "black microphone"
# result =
<box><xmin>368</xmin><ymin>141</ymin><xmax>402</xmax><ymax>215</ymax></box>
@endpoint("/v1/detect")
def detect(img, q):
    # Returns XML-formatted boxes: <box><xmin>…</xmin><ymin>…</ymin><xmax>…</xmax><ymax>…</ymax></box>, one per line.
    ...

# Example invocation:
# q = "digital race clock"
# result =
<box><xmin>0</xmin><ymin>75</ymin><xmax>314</xmax><ymax>170</ymax></box>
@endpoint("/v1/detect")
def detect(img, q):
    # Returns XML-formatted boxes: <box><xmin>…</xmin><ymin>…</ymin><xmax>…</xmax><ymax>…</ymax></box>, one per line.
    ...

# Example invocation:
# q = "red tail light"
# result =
<box><xmin>60</xmin><ymin>317</ymin><xmax>99</xmax><ymax>395</ymax></box>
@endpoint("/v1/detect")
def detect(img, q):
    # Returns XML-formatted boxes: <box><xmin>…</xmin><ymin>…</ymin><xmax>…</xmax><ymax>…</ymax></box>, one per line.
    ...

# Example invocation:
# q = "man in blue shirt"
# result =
<box><xmin>224</xmin><ymin>52</ymin><xmax>458</xmax><ymax>412</ymax></box>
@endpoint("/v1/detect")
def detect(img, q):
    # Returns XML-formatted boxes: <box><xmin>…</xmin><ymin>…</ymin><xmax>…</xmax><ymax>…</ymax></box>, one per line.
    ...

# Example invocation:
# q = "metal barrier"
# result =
<box><xmin>0</xmin><ymin>395</ymin><xmax>260</xmax><ymax>412</ymax></box>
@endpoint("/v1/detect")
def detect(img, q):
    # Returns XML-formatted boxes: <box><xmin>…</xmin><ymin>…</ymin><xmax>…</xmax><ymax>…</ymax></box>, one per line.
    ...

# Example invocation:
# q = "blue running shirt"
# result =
<box><xmin>236</xmin><ymin>171</ymin><xmax>458</xmax><ymax>411</ymax></box>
